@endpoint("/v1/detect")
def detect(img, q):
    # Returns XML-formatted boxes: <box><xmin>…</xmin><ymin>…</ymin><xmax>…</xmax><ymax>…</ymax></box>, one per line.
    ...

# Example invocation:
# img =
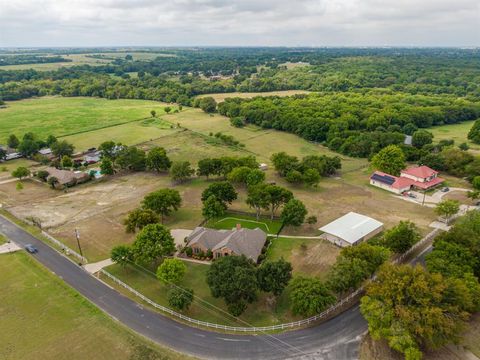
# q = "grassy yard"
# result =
<box><xmin>267</xmin><ymin>237</ymin><xmax>340</xmax><ymax>280</ymax></box>
<box><xmin>205</xmin><ymin>213</ymin><xmax>282</xmax><ymax>233</ymax></box>
<box><xmin>0</xmin><ymin>97</ymin><xmax>170</xmax><ymax>143</ymax></box>
<box><xmin>104</xmin><ymin>259</ymin><xmax>305</xmax><ymax>327</ymax></box>
<box><xmin>0</xmin><ymin>251</ymin><xmax>190</xmax><ymax>360</ymax></box>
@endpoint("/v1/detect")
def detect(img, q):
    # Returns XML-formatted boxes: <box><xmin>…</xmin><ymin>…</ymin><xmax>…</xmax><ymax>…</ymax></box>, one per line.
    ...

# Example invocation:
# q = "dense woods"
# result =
<box><xmin>218</xmin><ymin>92</ymin><xmax>480</xmax><ymax>157</ymax></box>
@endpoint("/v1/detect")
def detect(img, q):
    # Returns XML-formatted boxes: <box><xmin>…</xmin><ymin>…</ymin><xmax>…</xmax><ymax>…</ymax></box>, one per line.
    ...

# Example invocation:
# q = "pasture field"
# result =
<box><xmin>197</xmin><ymin>90</ymin><xmax>311</xmax><ymax>103</ymax></box>
<box><xmin>430</xmin><ymin>120</ymin><xmax>480</xmax><ymax>150</ymax></box>
<box><xmin>0</xmin><ymin>52</ymin><xmax>173</xmax><ymax>71</ymax></box>
<box><xmin>0</xmin><ymin>96</ymin><xmax>441</xmax><ymax>263</ymax></box>
<box><xmin>0</xmin><ymin>97</ymin><xmax>170</xmax><ymax>145</ymax></box>
<box><xmin>0</xmin><ymin>251</ymin><xmax>189</xmax><ymax>360</ymax></box>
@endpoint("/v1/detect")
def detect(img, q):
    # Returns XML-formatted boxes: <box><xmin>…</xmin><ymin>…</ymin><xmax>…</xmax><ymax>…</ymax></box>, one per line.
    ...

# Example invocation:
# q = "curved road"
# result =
<box><xmin>0</xmin><ymin>215</ymin><xmax>367</xmax><ymax>359</ymax></box>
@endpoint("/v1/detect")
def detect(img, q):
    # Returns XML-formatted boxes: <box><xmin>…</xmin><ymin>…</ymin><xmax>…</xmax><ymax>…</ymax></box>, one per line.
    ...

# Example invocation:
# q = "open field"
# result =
<box><xmin>430</xmin><ymin>120</ymin><xmax>480</xmax><ymax>150</ymax></box>
<box><xmin>0</xmin><ymin>97</ymin><xmax>441</xmax><ymax>263</ymax></box>
<box><xmin>0</xmin><ymin>251</ymin><xmax>190</xmax><ymax>360</ymax></box>
<box><xmin>0</xmin><ymin>52</ymin><xmax>173</xmax><ymax>71</ymax></box>
<box><xmin>0</xmin><ymin>97</ymin><xmax>169</xmax><ymax>143</ymax></box>
<box><xmin>62</xmin><ymin>117</ymin><xmax>178</xmax><ymax>150</ymax></box>
<box><xmin>197</xmin><ymin>90</ymin><xmax>312</xmax><ymax>103</ymax></box>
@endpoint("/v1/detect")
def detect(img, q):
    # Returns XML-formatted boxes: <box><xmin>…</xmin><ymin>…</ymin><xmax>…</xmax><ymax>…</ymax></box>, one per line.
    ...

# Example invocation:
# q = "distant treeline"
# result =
<box><xmin>1</xmin><ymin>47</ymin><xmax>480</xmax><ymax>102</ymax></box>
<box><xmin>0</xmin><ymin>55</ymin><xmax>71</xmax><ymax>66</ymax></box>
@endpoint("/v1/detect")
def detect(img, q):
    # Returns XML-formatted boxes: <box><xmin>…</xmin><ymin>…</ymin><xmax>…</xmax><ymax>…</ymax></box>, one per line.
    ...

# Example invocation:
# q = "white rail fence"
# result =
<box><xmin>41</xmin><ymin>230</ymin><xmax>88</xmax><ymax>264</ymax></box>
<box><xmin>99</xmin><ymin>228</ymin><xmax>441</xmax><ymax>333</ymax></box>
<box><xmin>100</xmin><ymin>268</ymin><xmax>362</xmax><ymax>332</ymax></box>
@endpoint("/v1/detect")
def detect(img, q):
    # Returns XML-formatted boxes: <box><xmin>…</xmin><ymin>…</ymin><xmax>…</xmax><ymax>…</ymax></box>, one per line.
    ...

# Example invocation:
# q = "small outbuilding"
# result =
<box><xmin>319</xmin><ymin>212</ymin><xmax>384</xmax><ymax>247</ymax></box>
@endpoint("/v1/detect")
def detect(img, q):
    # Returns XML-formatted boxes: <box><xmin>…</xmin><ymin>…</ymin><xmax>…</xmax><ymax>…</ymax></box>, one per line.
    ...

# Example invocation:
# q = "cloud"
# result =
<box><xmin>0</xmin><ymin>0</ymin><xmax>479</xmax><ymax>47</ymax></box>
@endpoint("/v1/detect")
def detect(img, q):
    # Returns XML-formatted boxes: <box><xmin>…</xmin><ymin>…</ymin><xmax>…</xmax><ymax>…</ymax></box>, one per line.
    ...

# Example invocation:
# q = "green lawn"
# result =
<box><xmin>205</xmin><ymin>213</ymin><xmax>282</xmax><ymax>233</ymax></box>
<box><xmin>104</xmin><ymin>259</ymin><xmax>303</xmax><ymax>327</ymax></box>
<box><xmin>0</xmin><ymin>233</ymin><xmax>6</xmax><ymax>244</ymax></box>
<box><xmin>0</xmin><ymin>97</ymin><xmax>170</xmax><ymax>143</ymax></box>
<box><xmin>0</xmin><ymin>252</ymin><xmax>190</xmax><ymax>360</ymax></box>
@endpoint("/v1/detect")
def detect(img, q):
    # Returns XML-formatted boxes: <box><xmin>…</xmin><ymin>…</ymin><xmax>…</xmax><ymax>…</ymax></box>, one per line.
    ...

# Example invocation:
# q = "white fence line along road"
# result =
<box><xmin>100</xmin><ymin>227</ymin><xmax>442</xmax><ymax>334</ymax></box>
<box><xmin>41</xmin><ymin>230</ymin><xmax>88</xmax><ymax>264</ymax></box>
<box><xmin>100</xmin><ymin>268</ymin><xmax>362</xmax><ymax>333</ymax></box>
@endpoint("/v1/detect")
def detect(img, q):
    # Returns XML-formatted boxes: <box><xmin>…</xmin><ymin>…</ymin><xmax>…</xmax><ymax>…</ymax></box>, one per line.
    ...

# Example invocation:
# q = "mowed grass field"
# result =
<box><xmin>0</xmin><ymin>252</ymin><xmax>190</xmax><ymax>360</ymax></box>
<box><xmin>430</xmin><ymin>120</ymin><xmax>480</xmax><ymax>150</ymax></box>
<box><xmin>0</xmin><ymin>97</ymin><xmax>170</xmax><ymax>147</ymax></box>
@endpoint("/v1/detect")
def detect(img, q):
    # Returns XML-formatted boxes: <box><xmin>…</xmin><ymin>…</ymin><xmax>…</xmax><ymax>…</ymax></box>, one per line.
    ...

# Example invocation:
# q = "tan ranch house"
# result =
<box><xmin>186</xmin><ymin>226</ymin><xmax>267</xmax><ymax>262</ymax></box>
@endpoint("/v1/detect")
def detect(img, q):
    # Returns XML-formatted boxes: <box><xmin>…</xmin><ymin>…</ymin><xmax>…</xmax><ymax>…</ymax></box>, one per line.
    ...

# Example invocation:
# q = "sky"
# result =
<box><xmin>0</xmin><ymin>0</ymin><xmax>479</xmax><ymax>47</ymax></box>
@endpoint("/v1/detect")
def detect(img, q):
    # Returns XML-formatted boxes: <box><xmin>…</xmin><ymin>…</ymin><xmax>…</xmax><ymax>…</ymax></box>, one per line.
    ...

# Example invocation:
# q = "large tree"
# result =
<box><xmin>157</xmin><ymin>258</ymin><xmax>187</xmax><ymax>284</ymax></box>
<box><xmin>265</xmin><ymin>185</ymin><xmax>293</xmax><ymax>220</ymax></box>
<box><xmin>123</xmin><ymin>208</ymin><xmax>160</xmax><ymax>233</ymax></box>
<box><xmin>246</xmin><ymin>184</ymin><xmax>270</xmax><ymax>220</ymax></box>
<box><xmin>11</xmin><ymin>166</ymin><xmax>30</xmax><ymax>180</ymax></box>
<box><xmin>202</xmin><ymin>195</ymin><xmax>226</xmax><ymax>220</ymax></box>
<box><xmin>271</xmin><ymin>152</ymin><xmax>300</xmax><ymax>177</ymax></box>
<box><xmin>257</xmin><ymin>259</ymin><xmax>292</xmax><ymax>296</ymax></box>
<box><xmin>170</xmin><ymin>161</ymin><xmax>195</xmax><ymax>183</ymax></box>
<box><xmin>383</xmin><ymin>220</ymin><xmax>421</xmax><ymax>253</ymax></box>
<box><xmin>7</xmin><ymin>134</ymin><xmax>19</xmax><ymax>149</ymax></box>
<box><xmin>130</xmin><ymin>224</ymin><xmax>176</xmax><ymax>265</ymax></box>
<box><xmin>116</xmin><ymin>146</ymin><xmax>146</xmax><ymax>171</ymax></box>
<box><xmin>468</xmin><ymin>119</ymin><xmax>480</xmax><ymax>144</ymax></box>
<box><xmin>51</xmin><ymin>140</ymin><xmax>75</xmax><ymax>159</ymax></box>
<box><xmin>289</xmin><ymin>276</ymin><xmax>336</xmax><ymax>317</ymax></box>
<box><xmin>142</xmin><ymin>188</ymin><xmax>182</xmax><ymax>223</ymax></box>
<box><xmin>110</xmin><ymin>245</ymin><xmax>132</xmax><ymax>269</ymax></box>
<box><xmin>206</xmin><ymin>255</ymin><xmax>258</xmax><ymax>316</ymax></box>
<box><xmin>201</xmin><ymin>181</ymin><xmax>237</xmax><ymax>206</ymax></box>
<box><xmin>168</xmin><ymin>287</ymin><xmax>194</xmax><ymax>311</ymax></box>
<box><xmin>435</xmin><ymin>199</ymin><xmax>460</xmax><ymax>224</ymax></box>
<box><xmin>146</xmin><ymin>146</ymin><xmax>171</xmax><ymax>172</ymax></box>
<box><xmin>412</xmin><ymin>129</ymin><xmax>434</xmax><ymax>148</ymax></box>
<box><xmin>371</xmin><ymin>145</ymin><xmax>406</xmax><ymax>176</ymax></box>
<box><xmin>280</xmin><ymin>199</ymin><xmax>307</xmax><ymax>228</ymax></box>
<box><xmin>361</xmin><ymin>264</ymin><xmax>474</xmax><ymax>360</ymax></box>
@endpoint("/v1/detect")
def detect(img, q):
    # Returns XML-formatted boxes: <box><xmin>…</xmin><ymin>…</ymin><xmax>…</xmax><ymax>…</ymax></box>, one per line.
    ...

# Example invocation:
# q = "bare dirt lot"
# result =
<box><xmin>0</xmin><ymin>173</ymin><xmax>205</xmax><ymax>261</ymax></box>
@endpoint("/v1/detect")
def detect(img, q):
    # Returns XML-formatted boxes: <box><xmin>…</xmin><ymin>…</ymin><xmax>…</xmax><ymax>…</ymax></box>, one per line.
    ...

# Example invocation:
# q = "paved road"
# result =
<box><xmin>0</xmin><ymin>215</ymin><xmax>368</xmax><ymax>359</ymax></box>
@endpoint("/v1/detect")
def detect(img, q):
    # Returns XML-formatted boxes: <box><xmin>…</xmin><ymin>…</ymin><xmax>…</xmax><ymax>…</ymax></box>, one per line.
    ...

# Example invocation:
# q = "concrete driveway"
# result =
<box><xmin>171</xmin><ymin>229</ymin><xmax>192</xmax><ymax>248</ymax></box>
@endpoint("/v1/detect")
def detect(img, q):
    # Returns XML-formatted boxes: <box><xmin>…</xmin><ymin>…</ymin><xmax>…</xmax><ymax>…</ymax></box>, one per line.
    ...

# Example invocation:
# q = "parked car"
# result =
<box><xmin>441</xmin><ymin>187</ymin><xmax>450</xmax><ymax>192</ymax></box>
<box><xmin>25</xmin><ymin>244</ymin><xmax>38</xmax><ymax>254</ymax></box>
<box><xmin>408</xmin><ymin>192</ymin><xmax>417</xmax><ymax>199</ymax></box>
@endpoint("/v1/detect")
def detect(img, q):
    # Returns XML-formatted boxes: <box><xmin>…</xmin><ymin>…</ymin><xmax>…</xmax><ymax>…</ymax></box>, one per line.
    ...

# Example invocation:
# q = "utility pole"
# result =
<box><xmin>422</xmin><ymin>190</ymin><xmax>426</xmax><ymax>206</ymax></box>
<box><xmin>75</xmin><ymin>228</ymin><xmax>83</xmax><ymax>259</ymax></box>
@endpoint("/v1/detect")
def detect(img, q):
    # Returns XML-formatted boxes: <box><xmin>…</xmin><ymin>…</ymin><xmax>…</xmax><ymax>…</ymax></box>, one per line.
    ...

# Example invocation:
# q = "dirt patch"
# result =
<box><xmin>1</xmin><ymin>173</ymin><xmax>205</xmax><ymax>261</ymax></box>
<box><xmin>444</xmin><ymin>190</ymin><xmax>476</xmax><ymax>206</ymax></box>
<box><xmin>291</xmin><ymin>239</ymin><xmax>340</xmax><ymax>279</ymax></box>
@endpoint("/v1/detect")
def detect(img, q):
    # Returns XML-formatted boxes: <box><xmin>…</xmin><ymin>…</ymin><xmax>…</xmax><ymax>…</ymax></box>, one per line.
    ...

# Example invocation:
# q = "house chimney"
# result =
<box><xmin>236</xmin><ymin>223</ymin><xmax>241</xmax><ymax>230</ymax></box>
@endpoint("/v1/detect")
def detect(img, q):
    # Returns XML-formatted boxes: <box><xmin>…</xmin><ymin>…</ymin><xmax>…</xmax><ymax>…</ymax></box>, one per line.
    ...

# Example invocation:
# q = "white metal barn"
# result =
<box><xmin>319</xmin><ymin>212</ymin><xmax>384</xmax><ymax>247</ymax></box>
